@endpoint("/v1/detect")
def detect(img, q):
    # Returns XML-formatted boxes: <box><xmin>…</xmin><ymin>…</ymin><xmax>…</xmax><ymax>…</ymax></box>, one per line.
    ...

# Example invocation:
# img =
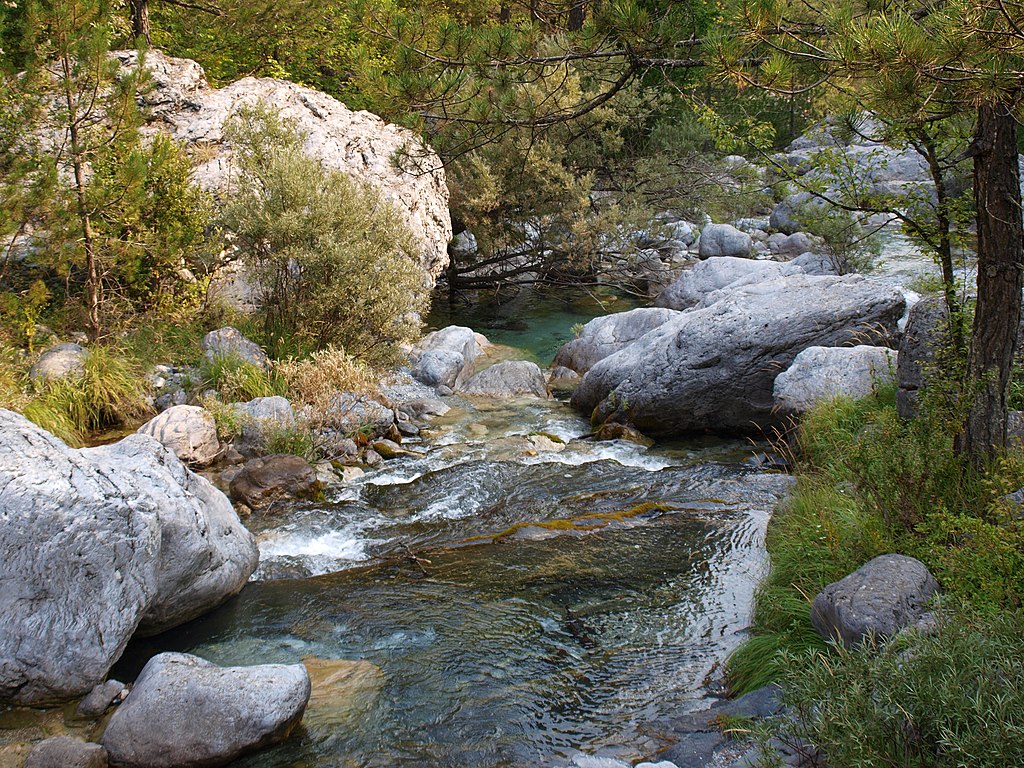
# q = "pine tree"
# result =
<box><xmin>719</xmin><ymin>0</ymin><xmax>1024</xmax><ymax>463</ymax></box>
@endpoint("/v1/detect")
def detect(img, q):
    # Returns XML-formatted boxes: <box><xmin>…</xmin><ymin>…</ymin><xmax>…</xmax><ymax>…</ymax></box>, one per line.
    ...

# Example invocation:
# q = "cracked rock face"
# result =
<box><xmin>113</xmin><ymin>49</ymin><xmax>451</xmax><ymax>288</ymax></box>
<box><xmin>0</xmin><ymin>410</ymin><xmax>258</xmax><ymax>705</ymax></box>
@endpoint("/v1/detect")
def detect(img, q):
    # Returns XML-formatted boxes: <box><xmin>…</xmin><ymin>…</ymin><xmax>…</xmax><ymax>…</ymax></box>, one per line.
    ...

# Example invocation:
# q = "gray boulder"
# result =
<box><xmin>789</xmin><ymin>250</ymin><xmax>838</xmax><ymax>276</ymax></box>
<box><xmin>24</xmin><ymin>737</ymin><xmax>107</xmax><ymax>768</ymax></box>
<box><xmin>409</xmin><ymin>326</ymin><xmax>484</xmax><ymax>388</ymax></box>
<box><xmin>231</xmin><ymin>395</ymin><xmax>295</xmax><ymax>455</ymax></box>
<box><xmin>30</xmin><ymin>342</ymin><xmax>88</xmax><ymax>383</ymax></box>
<box><xmin>325</xmin><ymin>393</ymin><xmax>396</xmax><ymax>436</ymax></box>
<box><xmin>654</xmin><ymin>257</ymin><xmax>801</xmax><ymax>311</ymax></box>
<box><xmin>553</xmin><ymin>308</ymin><xmax>678</xmax><ymax>373</ymax></box>
<box><xmin>137</xmin><ymin>405</ymin><xmax>221</xmax><ymax>467</ymax></box>
<box><xmin>0</xmin><ymin>411</ymin><xmax>258</xmax><ymax>704</ymax></box>
<box><xmin>773</xmin><ymin>345</ymin><xmax>898</xmax><ymax>415</ymax></box>
<box><xmin>697</xmin><ymin>223</ymin><xmax>752</xmax><ymax>259</ymax></box>
<box><xmin>767</xmin><ymin>231</ymin><xmax>817</xmax><ymax>257</ymax></box>
<box><xmin>76</xmin><ymin>679</ymin><xmax>127</xmax><ymax>718</ymax></box>
<box><xmin>229</xmin><ymin>454</ymin><xmax>320</xmax><ymax>509</ymax></box>
<box><xmin>459</xmin><ymin>361</ymin><xmax>548</xmax><ymax>398</ymax></box>
<box><xmin>572</xmin><ymin>275</ymin><xmax>904</xmax><ymax>436</ymax></box>
<box><xmin>896</xmin><ymin>296</ymin><xmax>950</xmax><ymax>419</ymax></box>
<box><xmin>810</xmin><ymin>554</ymin><xmax>939</xmax><ymax>647</ymax></box>
<box><xmin>100</xmin><ymin>652</ymin><xmax>310</xmax><ymax>768</ymax></box>
<box><xmin>770</xmin><ymin>192</ymin><xmax>827</xmax><ymax>235</ymax></box>
<box><xmin>202</xmin><ymin>326</ymin><xmax>270</xmax><ymax>370</ymax></box>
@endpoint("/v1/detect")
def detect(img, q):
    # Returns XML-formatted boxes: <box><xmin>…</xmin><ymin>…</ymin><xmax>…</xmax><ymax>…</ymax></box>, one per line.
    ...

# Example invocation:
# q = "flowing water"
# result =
<box><xmin>115</xmin><ymin>282</ymin><xmax>795</xmax><ymax>767</ymax></box>
<box><xmin>123</xmin><ymin>392</ymin><xmax>791</xmax><ymax>767</ymax></box>
<box><xmin>110</xmin><ymin>242</ymin><xmax>943</xmax><ymax>766</ymax></box>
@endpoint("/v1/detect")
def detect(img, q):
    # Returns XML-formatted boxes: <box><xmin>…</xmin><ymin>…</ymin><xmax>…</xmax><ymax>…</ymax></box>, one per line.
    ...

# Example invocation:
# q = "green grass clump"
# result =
<box><xmin>199</xmin><ymin>353</ymin><xmax>284</xmax><ymax>403</ymax></box>
<box><xmin>1</xmin><ymin>344</ymin><xmax>151</xmax><ymax>445</ymax></box>
<box><xmin>775</xmin><ymin>608</ymin><xmax>1024</xmax><ymax>768</ymax></box>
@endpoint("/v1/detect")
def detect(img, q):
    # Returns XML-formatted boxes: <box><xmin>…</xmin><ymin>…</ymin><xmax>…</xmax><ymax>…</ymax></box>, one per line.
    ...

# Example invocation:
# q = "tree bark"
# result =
<box><xmin>955</xmin><ymin>102</ymin><xmax>1024</xmax><ymax>463</ymax></box>
<box><xmin>130</xmin><ymin>0</ymin><xmax>151</xmax><ymax>45</ymax></box>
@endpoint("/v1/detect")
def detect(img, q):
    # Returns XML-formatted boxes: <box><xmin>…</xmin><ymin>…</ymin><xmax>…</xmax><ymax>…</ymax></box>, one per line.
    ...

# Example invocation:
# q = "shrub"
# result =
<box><xmin>221</xmin><ymin>105</ymin><xmax>427</xmax><ymax>365</ymax></box>
<box><xmin>774</xmin><ymin>609</ymin><xmax>1024</xmax><ymax>768</ymax></box>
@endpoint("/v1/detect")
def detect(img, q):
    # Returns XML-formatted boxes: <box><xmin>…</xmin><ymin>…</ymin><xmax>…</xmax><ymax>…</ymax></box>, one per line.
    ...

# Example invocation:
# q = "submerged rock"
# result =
<box><xmin>100</xmin><ymin>652</ymin><xmax>310</xmax><ymax>768</ymax></box>
<box><xmin>810</xmin><ymin>554</ymin><xmax>939</xmax><ymax>647</ymax></box>
<box><xmin>459</xmin><ymin>360</ymin><xmax>548</xmax><ymax>398</ymax></box>
<box><xmin>572</xmin><ymin>275</ymin><xmax>904</xmax><ymax>436</ymax></box>
<box><xmin>773</xmin><ymin>345</ymin><xmax>897</xmax><ymax>415</ymax></box>
<box><xmin>137</xmin><ymin>405</ymin><xmax>220</xmax><ymax>467</ymax></box>
<box><xmin>0</xmin><ymin>411</ymin><xmax>257</xmax><ymax>705</ymax></box>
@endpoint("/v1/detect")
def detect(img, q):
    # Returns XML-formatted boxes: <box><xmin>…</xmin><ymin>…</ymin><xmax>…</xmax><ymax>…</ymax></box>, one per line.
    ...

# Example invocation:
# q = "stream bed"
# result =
<box><xmin>121</xmin><ymin>391</ymin><xmax>792</xmax><ymax>768</ymax></box>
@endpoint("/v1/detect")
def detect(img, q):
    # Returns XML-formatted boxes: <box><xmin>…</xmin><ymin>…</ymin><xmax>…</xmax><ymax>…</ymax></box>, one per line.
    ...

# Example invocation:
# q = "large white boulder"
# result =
<box><xmin>572</xmin><ymin>275</ymin><xmax>905</xmax><ymax>435</ymax></box>
<box><xmin>773</xmin><ymin>345</ymin><xmax>898</xmax><ymax>415</ymax></box>
<box><xmin>0</xmin><ymin>410</ymin><xmax>258</xmax><ymax>705</ymax></box>
<box><xmin>101</xmin><ymin>652</ymin><xmax>310</xmax><ymax>768</ymax></box>
<box><xmin>116</xmin><ymin>50</ymin><xmax>451</xmax><ymax>285</ymax></box>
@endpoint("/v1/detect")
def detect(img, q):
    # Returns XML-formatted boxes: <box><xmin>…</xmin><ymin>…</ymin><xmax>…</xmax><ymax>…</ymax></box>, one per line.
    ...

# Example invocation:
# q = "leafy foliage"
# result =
<box><xmin>221</xmin><ymin>105</ymin><xmax>427</xmax><ymax>363</ymax></box>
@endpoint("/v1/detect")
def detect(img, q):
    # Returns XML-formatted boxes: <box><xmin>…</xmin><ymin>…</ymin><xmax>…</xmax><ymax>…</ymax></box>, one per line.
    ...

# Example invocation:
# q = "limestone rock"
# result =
<box><xmin>397</xmin><ymin>397</ymin><xmax>450</xmax><ymax>420</ymax></box>
<box><xmin>100</xmin><ymin>652</ymin><xmax>310</xmax><ymax>768</ymax></box>
<box><xmin>117</xmin><ymin>50</ymin><xmax>450</xmax><ymax>284</ymax></box>
<box><xmin>231</xmin><ymin>395</ymin><xmax>295</xmax><ymax>455</ymax></box>
<box><xmin>137</xmin><ymin>405</ymin><xmax>220</xmax><ymax>467</ymax></box>
<box><xmin>93</xmin><ymin>437</ymin><xmax>259</xmax><ymax>637</ymax></box>
<box><xmin>229</xmin><ymin>454</ymin><xmax>320</xmax><ymax>508</ymax></box>
<box><xmin>896</xmin><ymin>296</ymin><xmax>950</xmax><ymax>419</ymax></box>
<box><xmin>697</xmin><ymin>223</ymin><xmax>753</xmax><ymax>259</ymax></box>
<box><xmin>810</xmin><ymin>554</ymin><xmax>939</xmax><ymax>647</ymax></box>
<box><xmin>409</xmin><ymin>326</ymin><xmax>484</xmax><ymax>389</ymax></box>
<box><xmin>572</xmin><ymin>275</ymin><xmax>904</xmax><ymax>436</ymax></box>
<box><xmin>29</xmin><ymin>342</ymin><xmax>88</xmax><ymax>383</ymax></box>
<box><xmin>24</xmin><ymin>737</ymin><xmax>107</xmax><ymax>768</ymax></box>
<box><xmin>201</xmin><ymin>326</ymin><xmax>270</xmax><ymax>370</ymax></box>
<box><xmin>654</xmin><ymin>257</ymin><xmax>801</xmax><ymax>311</ymax></box>
<box><xmin>553</xmin><ymin>309</ymin><xmax>677</xmax><ymax>374</ymax></box>
<box><xmin>0</xmin><ymin>411</ymin><xmax>257</xmax><ymax>705</ymax></box>
<box><xmin>773</xmin><ymin>345</ymin><xmax>898</xmax><ymax>415</ymax></box>
<box><xmin>459</xmin><ymin>361</ymin><xmax>548</xmax><ymax>398</ymax></box>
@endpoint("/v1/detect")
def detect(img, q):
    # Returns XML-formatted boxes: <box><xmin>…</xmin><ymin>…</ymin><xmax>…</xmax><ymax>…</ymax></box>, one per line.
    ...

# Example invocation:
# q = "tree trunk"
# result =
<box><xmin>568</xmin><ymin>1</ymin><xmax>586</xmax><ymax>31</ymax></box>
<box><xmin>130</xmin><ymin>0</ymin><xmax>151</xmax><ymax>45</ymax></box>
<box><xmin>955</xmin><ymin>102</ymin><xmax>1024</xmax><ymax>463</ymax></box>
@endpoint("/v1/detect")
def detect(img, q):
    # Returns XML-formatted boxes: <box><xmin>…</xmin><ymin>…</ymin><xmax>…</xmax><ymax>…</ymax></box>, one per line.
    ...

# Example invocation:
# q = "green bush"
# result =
<box><xmin>775</xmin><ymin>609</ymin><xmax>1024</xmax><ymax>768</ymax></box>
<box><xmin>221</xmin><ymin>105</ymin><xmax>427</xmax><ymax>365</ymax></box>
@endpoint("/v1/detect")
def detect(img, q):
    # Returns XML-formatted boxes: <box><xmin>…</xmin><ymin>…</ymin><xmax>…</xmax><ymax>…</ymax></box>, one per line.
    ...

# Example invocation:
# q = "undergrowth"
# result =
<box><xmin>728</xmin><ymin>382</ymin><xmax>1024</xmax><ymax>695</ymax></box>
